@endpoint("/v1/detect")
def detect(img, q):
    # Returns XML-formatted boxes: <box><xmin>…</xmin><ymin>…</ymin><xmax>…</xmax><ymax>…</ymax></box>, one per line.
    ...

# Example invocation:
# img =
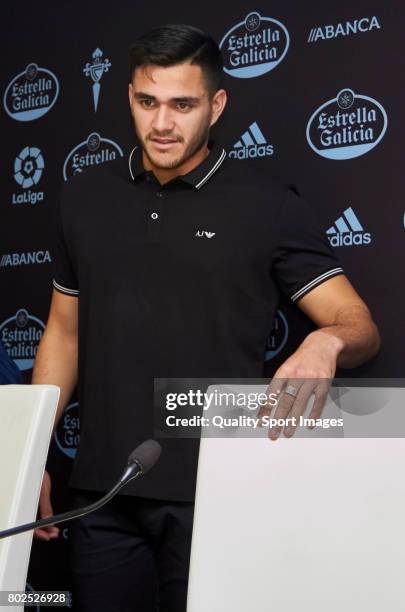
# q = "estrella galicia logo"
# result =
<box><xmin>265</xmin><ymin>310</ymin><xmax>288</xmax><ymax>360</ymax></box>
<box><xmin>219</xmin><ymin>12</ymin><xmax>290</xmax><ymax>78</ymax></box>
<box><xmin>54</xmin><ymin>402</ymin><xmax>80</xmax><ymax>459</ymax></box>
<box><xmin>306</xmin><ymin>88</ymin><xmax>388</xmax><ymax>160</ymax></box>
<box><xmin>3</xmin><ymin>63</ymin><xmax>59</xmax><ymax>121</ymax></box>
<box><xmin>83</xmin><ymin>48</ymin><xmax>111</xmax><ymax>112</ymax></box>
<box><xmin>12</xmin><ymin>146</ymin><xmax>45</xmax><ymax>205</ymax></box>
<box><xmin>0</xmin><ymin>309</ymin><xmax>45</xmax><ymax>371</ymax></box>
<box><xmin>63</xmin><ymin>132</ymin><xmax>123</xmax><ymax>180</ymax></box>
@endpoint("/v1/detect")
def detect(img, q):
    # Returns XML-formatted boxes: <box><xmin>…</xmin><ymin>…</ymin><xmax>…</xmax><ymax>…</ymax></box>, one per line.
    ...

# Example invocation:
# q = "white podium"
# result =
<box><xmin>187</xmin><ymin>386</ymin><xmax>405</xmax><ymax>611</ymax></box>
<box><xmin>0</xmin><ymin>384</ymin><xmax>59</xmax><ymax>608</ymax></box>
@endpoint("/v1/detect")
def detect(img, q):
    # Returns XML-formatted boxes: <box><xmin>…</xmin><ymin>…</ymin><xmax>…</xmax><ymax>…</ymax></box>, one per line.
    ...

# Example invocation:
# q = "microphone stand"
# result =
<box><xmin>0</xmin><ymin>461</ymin><xmax>142</xmax><ymax>540</ymax></box>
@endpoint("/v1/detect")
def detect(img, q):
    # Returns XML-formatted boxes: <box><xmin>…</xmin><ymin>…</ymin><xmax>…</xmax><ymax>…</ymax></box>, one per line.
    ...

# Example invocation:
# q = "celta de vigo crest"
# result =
<box><xmin>83</xmin><ymin>48</ymin><xmax>112</xmax><ymax>111</ymax></box>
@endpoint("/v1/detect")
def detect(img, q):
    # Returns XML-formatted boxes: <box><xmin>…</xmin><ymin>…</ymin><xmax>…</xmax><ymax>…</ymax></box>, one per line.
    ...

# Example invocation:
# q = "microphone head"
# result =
<box><xmin>127</xmin><ymin>440</ymin><xmax>162</xmax><ymax>474</ymax></box>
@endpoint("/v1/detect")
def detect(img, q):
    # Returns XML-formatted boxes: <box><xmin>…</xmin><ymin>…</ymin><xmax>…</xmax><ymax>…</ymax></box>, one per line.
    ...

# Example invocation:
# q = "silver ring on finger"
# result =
<box><xmin>284</xmin><ymin>384</ymin><xmax>299</xmax><ymax>398</ymax></box>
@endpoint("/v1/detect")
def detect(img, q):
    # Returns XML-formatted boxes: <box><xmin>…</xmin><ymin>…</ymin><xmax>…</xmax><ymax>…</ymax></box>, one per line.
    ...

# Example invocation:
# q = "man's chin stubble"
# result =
<box><xmin>144</xmin><ymin>143</ymin><xmax>188</xmax><ymax>170</ymax></box>
<box><xmin>147</xmin><ymin>153</ymin><xmax>185</xmax><ymax>170</ymax></box>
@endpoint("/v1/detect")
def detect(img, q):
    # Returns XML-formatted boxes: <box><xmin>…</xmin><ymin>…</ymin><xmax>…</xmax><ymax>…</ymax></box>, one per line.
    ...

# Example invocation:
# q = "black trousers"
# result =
<box><xmin>68</xmin><ymin>489</ymin><xmax>194</xmax><ymax>612</ymax></box>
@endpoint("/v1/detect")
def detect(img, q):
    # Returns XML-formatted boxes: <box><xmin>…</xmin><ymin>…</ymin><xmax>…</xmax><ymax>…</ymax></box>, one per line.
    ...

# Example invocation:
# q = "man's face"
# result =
<box><xmin>128</xmin><ymin>62</ymin><xmax>224</xmax><ymax>171</ymax></box>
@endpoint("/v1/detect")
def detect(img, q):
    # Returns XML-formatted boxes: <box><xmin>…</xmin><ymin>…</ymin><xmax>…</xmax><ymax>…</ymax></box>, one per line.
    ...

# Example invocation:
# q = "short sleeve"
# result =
<box><xmin>51</xmin><ymin>185</ymin><xmax>79</xmax><ymax>297</ymax></box>
<box><xmin>272</xmin><ymin>186</ymin><xmax>344</xmax><ymax>303</ymax></box>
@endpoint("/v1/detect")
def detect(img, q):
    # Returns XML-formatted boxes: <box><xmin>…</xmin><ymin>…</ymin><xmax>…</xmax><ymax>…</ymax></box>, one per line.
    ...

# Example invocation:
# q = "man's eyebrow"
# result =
<box><xmin>133</xmin><ymin>92</ymin><xmax>201</xmax><ymax>103</ymax></box>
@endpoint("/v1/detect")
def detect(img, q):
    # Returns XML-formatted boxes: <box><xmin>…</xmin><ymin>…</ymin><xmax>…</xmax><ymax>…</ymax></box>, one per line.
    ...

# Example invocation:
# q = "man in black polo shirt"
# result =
<box><xmin>32</xmin><ymin>24</ymin><xmax>380</xmax><ymax>612</ymax></box>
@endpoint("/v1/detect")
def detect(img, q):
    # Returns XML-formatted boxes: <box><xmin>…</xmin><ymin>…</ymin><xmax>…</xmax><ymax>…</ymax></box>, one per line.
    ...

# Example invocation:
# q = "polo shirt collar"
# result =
<box><xmin>128</xmin><ymin>140</ymin><xmax>226</xmax><ymax>190</ymax></box>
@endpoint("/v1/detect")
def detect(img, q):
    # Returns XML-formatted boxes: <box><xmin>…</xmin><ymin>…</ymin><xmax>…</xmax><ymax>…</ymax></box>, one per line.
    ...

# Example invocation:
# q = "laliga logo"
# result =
<box><xmin>265</xmin><ymin>310</ymin><xmax>288</xmax><ymax>360</ymax></box>
<box><xmin>54</xmin><ymin>402</ymin><xmax>80</xmax><ymax>459</ymax></box>
<box><xmin>14</xmin><ymin>146</ymin><xmax>44</xmax><ymax>188</ymax></box>
<box><xmin>83</xmin><ymin>48</ymin><xmax>111</xmax><ymax>112</ymax></box>
<box><xmin>306</xmin><ymin>88</ymin><xmax>388</xmax><ymax>160</ymax></box>
<box><xmin>12</xmin><ymin>146</ymin><xmax>45</xmax><ymax>205</ymax></box>
<box><xmin>63</xmin><ymin>132</ymin><xmax>123</xmax><ymax>180</ymax></box>
<box><xmin>219</xmin><ymin>11</ymin><xmax>290</xmax><ymax>78</ymax></box>
<box><xmin>0</xmin><ymin>309</ymin><xmax>45</xmax><ymax>371</ymax></box>
<box><xmin>3</xmin><ymin>62</ymin><xmax>59</xmax><ymax>121</ymax></box>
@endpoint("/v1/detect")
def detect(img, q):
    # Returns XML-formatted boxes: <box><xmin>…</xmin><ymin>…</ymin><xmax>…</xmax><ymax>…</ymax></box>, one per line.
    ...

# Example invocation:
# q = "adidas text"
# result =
<box><xmin>328</xmin><ymin>232</ymin><xmax>371</xmax><ymax>247</ymax></box>
<box><xmin>228</xmin><ymin>144</ymin><xmax>274</xmax><ymax>159</ymax></box>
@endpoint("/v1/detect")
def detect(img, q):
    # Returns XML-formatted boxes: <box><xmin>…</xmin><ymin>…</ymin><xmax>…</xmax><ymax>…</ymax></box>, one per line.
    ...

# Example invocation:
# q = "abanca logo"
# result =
<box><xmin>307</xmin><ymin>16</ymin><xmax>381</xmax><ymax>43</ymax></box>
<box><xmin>306</xmin><ymin>88</ymin><xmax>388</xmax><ymax>160</ymax></box>
<box><xmin>63</xmin><ymin>132</ymin><xmax>123</xmax><ymax>180</ymax></box>
<box><xmin>219</xmin><ymin>12</ymin><xmax>290</xmax><ymax>78</ymax></box>
<box><xmin>3</xmin><ymin>63</ymin><xmax>59</xmax><ymax>121</ymax></box>
<box><xmin>1</xmin><ymin>250</ymin><xmax>51</xmax><ymax>267</ymax></box>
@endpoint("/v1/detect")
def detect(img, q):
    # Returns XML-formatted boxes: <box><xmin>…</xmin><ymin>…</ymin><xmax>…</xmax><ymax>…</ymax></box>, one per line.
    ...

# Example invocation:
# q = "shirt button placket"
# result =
<box><xmin>147</xmin><ymin>190</ymin><xmax>164</xmax><ymax>241</ymax></box>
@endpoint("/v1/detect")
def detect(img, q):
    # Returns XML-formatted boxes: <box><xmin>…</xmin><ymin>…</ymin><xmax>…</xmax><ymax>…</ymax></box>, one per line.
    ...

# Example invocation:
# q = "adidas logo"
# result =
<box><xmin>228</xmin><ymin>121</ymin><xmax>274</xmax><ymax>160</ymax></box>
<box><xmin>195</xmin><ymin>231</ymin><xmax>215</xmax><ymax>239</ymax></box>
<box><xmin>326</xmin><ymin>207</ymin><xmax>371</xmax><ymax>247</ymax></box>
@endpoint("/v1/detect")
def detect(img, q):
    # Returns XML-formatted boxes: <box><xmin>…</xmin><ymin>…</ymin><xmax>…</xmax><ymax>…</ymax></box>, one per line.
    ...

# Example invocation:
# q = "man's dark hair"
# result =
<box><xmin>129</xmin><ymin>24</ymin><xmax>223</xmax><ymax>97</ymax></box>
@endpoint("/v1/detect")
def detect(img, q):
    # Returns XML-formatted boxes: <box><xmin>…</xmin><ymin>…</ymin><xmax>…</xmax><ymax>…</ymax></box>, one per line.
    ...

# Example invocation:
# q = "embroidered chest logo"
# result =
<box><xmin>195</xmin><ymin>231</ymin><xmax>216</xmax><ymax>239</ymax></box>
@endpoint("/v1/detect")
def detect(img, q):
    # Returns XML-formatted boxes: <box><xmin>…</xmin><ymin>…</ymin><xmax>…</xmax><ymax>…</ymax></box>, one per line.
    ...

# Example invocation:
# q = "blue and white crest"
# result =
<box><xmin>306</xmin><ymin>88</ymin><xmax>388</xmax><ymax>160</ymax></box>
<box><xmin>3</xmin><ymin>63</ymin><xmax>59</xmax><ymax>121</ymax></box>
<box><xmin>219</xmin><ymin>12</ymin><xmax>290</xmax><ymax>78</ymax></box>
<box><xmin>83</xmin><ymin>48</ymin><xmax>111</xmax><ymax>112</ymax></box>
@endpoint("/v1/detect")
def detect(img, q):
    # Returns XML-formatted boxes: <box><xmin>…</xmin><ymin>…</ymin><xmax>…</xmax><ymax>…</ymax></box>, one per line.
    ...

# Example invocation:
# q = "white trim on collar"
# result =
<box><xmin>128</xmin><ymin>146</ymin><xmax>138</xmax><ymax>181</ymax></box>
<box><xmin>195</xmin><ymin>148</ymin><xmax>227</xmax><ymax>190</ymax></box>
<box><xmin>128</xmin><ymin>145</ymin><xmax>226</xmax><ymax>189</ymax></box>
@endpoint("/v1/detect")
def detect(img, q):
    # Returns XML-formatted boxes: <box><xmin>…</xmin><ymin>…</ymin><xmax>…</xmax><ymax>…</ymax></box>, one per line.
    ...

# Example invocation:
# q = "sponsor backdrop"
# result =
<box><xmin>1</xmin><ymin>0</ymin><xmax>403</xmax><ymax>604</ymax></box>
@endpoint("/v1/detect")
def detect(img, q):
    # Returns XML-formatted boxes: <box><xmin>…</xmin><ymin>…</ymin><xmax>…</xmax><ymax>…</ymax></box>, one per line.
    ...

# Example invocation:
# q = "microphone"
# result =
<box><xmin>0</xmin><ymin>439</ymin><xmax>162</xmax><ymax>540</ymax></box>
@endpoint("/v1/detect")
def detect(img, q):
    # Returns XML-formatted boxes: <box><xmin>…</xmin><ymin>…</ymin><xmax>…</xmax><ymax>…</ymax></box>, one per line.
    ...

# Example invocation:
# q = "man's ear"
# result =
<box><xmin>210</xmin><ymin>89</ymin><xmax>227</xmax><ymax>127</ymax></box>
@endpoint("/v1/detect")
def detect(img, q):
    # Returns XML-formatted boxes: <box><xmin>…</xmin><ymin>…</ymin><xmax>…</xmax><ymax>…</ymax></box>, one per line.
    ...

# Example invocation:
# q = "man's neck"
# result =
<box><xmin>142</xmin><ymin>142</ymin><xmax>210</xmax><ymax>185</ymax></box>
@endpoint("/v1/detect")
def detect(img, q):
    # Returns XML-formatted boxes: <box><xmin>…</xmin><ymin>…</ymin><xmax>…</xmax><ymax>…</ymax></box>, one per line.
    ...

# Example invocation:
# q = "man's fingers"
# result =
<box><xmin>268</xmin><ymin>378</ymin><xmax>303</xmax><ymax>440</ymax></box>
<box><xmin>33</xmin><ymin>524</ymin><xmax>60</xmax><ymax>541</ymax></box>
<box><xmin>33</xmin><ymin>528</ymin><xmax>50</xmax><ymax>541</ymax></box>
<box><xmin>283</xmin><ymin>381</ymin><xmax>316</xmax><ymax>437</ymax></box>
<box><xmin>264</xmin><ymin>376</ymin><xmax>286</xmax><ymax>403</ymax></box>
<box><xmin>259</xmin><ymin>378</ymin><xmax>332</xmax><ymax>439</ymax></box>
<box><xmin>306</xmin><ymin>383</ymin><xmax>330</xmax><ymax>426</ymax></box>
<box><xmin>257</xmin><ymin>376</ymin><xmax>285</xmax><ymax>423</ymax></box>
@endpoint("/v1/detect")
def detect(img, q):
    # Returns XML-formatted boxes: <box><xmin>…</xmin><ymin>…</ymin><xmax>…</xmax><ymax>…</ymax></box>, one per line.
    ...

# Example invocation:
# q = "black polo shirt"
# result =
<box><xmin>52</xmin><ymin>141</ymin><xmax>344</xmax><ymax>501</ymax></box>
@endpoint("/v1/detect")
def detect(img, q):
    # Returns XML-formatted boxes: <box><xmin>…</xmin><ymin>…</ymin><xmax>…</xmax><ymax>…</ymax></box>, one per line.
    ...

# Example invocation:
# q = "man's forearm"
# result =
<box><xmin>32</xmin><ymin>327</ymin><xmax>78</xmax><ymax>433</ymax></box>
<box><xmin>302</xmin><ymin>304</ymin><xmax>381</xmax><ymax>369</ymax></box>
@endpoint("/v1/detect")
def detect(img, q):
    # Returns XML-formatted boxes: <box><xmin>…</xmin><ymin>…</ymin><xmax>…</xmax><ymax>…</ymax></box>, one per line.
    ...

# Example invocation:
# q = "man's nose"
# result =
<box><xmin>151</xmin><ymin>105</ymin><xmax>175</xmax><ymax>133</ymax></box>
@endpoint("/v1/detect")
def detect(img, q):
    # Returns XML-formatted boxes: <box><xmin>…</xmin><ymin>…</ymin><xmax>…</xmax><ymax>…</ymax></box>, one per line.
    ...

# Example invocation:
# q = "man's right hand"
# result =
<box><xmin>33</xmin><ymin>470</ymin><xmax>60</xmax><ymax>541</ymax></box>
